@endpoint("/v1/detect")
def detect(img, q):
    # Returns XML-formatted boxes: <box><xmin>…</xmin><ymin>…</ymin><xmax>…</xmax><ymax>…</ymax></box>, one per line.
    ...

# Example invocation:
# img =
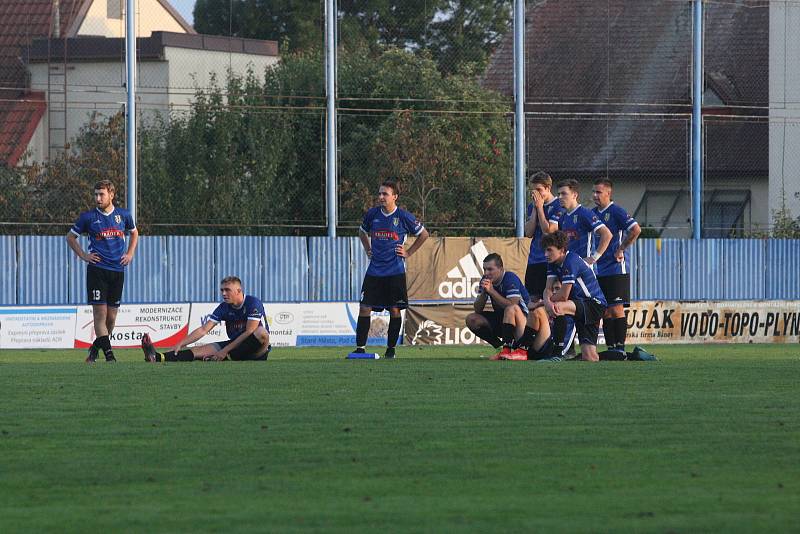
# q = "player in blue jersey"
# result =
<box><xmin>524</xmin><ymin>171</ymin><xmax>562</xmax><ymax>301</ymax></box>
<box><xmin>66</xmin><ymin>180</ymin><xmax>138</xmax><ymax>363</ymax></box>
<box><xmin>542</xmin><ymin>231</ymin><xmax>607</xmax><ymax>361</ymax></box>
<box><xmin>352</xmin><ymin>180</ymin><xmax>429</xmax><ymax>358</ymax></box>
<box><xmin>591</xmin><ymin>178</ymin><xmax>642</xmax><ymax>359</ymax></box>
<box><xmin>465</xmin><ymin>253</ymin><xmax>535</xmax><ymax>360</ymax></box>
<box><xmin>556</xmin><ymin>179</ymin><xmax>612</xmax><ymax>263</ymax></box>
<box><xmin>141</xmin><ymin>276</ymin><xmax>270</xmax><ymax>362</ymax></box>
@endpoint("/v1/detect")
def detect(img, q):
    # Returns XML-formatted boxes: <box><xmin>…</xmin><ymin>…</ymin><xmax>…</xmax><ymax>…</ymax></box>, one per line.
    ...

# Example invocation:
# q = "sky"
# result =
<box><xmin>168</xmin><ymin>0</ymin><xmax>195</xmax><ymax>25</ymax></box>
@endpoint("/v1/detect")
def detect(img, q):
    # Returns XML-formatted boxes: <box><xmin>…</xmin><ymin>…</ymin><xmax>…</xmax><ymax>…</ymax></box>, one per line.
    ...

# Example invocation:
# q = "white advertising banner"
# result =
<box><xmin>0</xmin><ymin>307</ymin><xmax>77</xmax><ymax>349</ymax></box>
<box><xmin>187</xmin><ymin>302</ymin><xmax>401</xmax><ymax>347</ymax></box>
<box><xmin>74</xmin><ymin>304</ymin><xmax>190</xmax><ymax>349</ymax></box>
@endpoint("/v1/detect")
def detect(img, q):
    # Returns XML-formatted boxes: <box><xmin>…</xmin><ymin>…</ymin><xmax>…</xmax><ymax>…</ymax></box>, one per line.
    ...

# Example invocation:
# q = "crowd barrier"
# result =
<box><xmin>0</xmin><ymin>236</ymin><xmax>798</xmax><ymax>305</ymax></box>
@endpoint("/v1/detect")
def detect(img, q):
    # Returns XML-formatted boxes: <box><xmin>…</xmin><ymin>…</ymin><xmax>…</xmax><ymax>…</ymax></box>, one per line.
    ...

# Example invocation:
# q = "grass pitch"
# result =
<box><xmin>1</xmin><ymin>344</ymin><xmax>798</xmax><ymax>533</ymax></box>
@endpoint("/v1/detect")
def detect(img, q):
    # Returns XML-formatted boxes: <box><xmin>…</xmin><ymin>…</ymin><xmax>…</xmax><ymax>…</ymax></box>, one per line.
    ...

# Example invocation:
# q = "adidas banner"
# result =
<box><xmin>405</xmin><ymin>237</ymin><xmax>530</xmax><ymax>301</ymax></box>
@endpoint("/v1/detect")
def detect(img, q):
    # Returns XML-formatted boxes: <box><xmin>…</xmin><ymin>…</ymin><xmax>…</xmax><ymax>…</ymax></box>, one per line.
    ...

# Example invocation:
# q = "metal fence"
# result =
<box><xmin>1</xmin><ymin>1</ymin><xmax>799</xmax><ymax>238</ymax></box>
<box><xmin>0</xmin><ymin>235</ymin><xmax>797</xmax><ymax>305</ymax></box>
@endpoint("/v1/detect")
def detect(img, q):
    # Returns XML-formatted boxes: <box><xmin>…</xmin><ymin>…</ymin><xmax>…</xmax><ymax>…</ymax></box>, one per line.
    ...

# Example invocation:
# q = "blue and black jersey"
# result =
<box><xmin>527</xmin><ymin>197</ymin><xmax>563</xmax><ymax>265</ymax></box>
<box><xmin>479</xmin><ymin>271</ymin><xmax>530</xmax><ymax>315</ymax></box>
<box><xmin>209</xmin><ymin>295</ymin><xmax>267</xmax><ymax>340</ymax></box>
<box><xmin>558</xmin><ymin>205</ymin><xmax>605</xmax><ymax>259</ymax></box>
<box><xmin>592</xmin><ymin>202</ymin><xmax>638</xmax><ymax>277</ymax></box>
<box><xmin>547</xmin><ymin>251</ymin><xmax>607</xmax><ymax>306</ymax></box>
<box><xmin>70</xmin><ymin>207</ymin><xmax>136</xmax><ymax>272</ymax></box>
<box><xmin>360</xmin><ymin>206</ymin><xmax>424</xmax><ymax>277</ymax></box>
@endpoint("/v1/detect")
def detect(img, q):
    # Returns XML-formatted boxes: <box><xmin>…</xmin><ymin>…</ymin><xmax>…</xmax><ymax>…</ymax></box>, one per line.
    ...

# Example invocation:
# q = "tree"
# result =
<box><xmin>193</xmin><ymin>0</ymin><xmax>512</xmax><ymax>75</ymax></box>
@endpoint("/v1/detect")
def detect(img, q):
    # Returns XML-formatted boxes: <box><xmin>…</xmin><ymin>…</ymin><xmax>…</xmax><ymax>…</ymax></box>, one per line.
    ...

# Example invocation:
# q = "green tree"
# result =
<box><xmin>193</xmin><ymin>0</ymin><xmax>512</xmax><ymax>75</ymax></box>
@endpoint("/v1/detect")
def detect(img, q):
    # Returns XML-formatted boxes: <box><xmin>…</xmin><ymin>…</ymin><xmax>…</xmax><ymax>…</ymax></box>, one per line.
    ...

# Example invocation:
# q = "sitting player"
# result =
<box><xmin>464</xmin><ymin>253</ymin><xmax>530</xmax><ymax>360</ymax></box>
<box><xmin>142</xmin><ymin>276</ymin><xmax>270</xmax><ymax>362</ymax></box>
<box><xmin>528</xmin><ymin>280</ymin><xmax>577</xmax><ymax>361</ymax></box>
<box><xmin>542</xmin><ymin>231</ymin><xmax>607</xmax><ymax>362</ymax></box>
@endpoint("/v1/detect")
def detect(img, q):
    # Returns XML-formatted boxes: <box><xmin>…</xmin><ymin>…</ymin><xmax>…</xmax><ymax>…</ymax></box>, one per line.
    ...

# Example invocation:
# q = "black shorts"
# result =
<box><xmin>216</xmin><ymin>334</ymin><xmax>270</xmax><ymax>361</ymax></box>
<box><xmin>86</xmin><ymin>264</ymin><xmax>124</xmax><ymax>307</ymax></box>
<box><xmin>478</xmin><ymin>309</ymin><xmax>505</xmax><ymax>338</ymax></box>
<box><xmin>361</xmin><ymin>273</ymin><xmax>408</xmax><ymax>311</ymax></box>
<box><xmin>570</xmin><ymin>297</ymin><xmax>607</xmax><ymax>346</ymax></box>
<box><xmin>527</xmin><ymin>336</ymin><xmax>555</xmax><ymax>360</ymax></box>
<box><xmin>597</xmin><ymin>274</ymin><xmax>630</xmax><ymax>306</ymax></box>
<box><xmin>524</xmin><ymin>263</ymin><xmax>549</xmax><ymax>300</ymax></box>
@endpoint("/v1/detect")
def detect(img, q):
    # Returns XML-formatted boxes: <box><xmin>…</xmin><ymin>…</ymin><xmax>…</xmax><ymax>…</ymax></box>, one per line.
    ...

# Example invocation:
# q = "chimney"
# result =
<box><xmin>52</xmin><ymin>0</ymin><xmax>61</xmax><ymax>38</ymax></box>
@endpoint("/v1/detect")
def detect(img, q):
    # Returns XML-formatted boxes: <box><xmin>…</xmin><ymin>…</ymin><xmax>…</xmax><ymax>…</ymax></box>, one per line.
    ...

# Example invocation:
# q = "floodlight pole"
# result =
<box><xmin>692</xmin><ymin>0</ymin><xmax>703</xmax><ymax>240</ymax></box>
<box><xmin>513</xmin><ymin>0</ymin><xmax>526</xmax><ymax>238</ymax></box>
<box><xmin>325</xmin><ymin>0</ymin><xmax>338</xmax><ymax>237</ymax></box>
<box><xmin>125</xmin><ymin>0</ymin><xmax>137</xmax><ymax>221</ymax></box>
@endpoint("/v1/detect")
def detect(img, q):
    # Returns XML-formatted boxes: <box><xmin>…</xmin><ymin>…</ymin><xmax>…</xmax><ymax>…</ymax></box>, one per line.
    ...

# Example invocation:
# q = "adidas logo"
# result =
<box><xmin>437</xmin><ymin>241</ymin><xmax>490</xmax><ymax>299</ymax></box>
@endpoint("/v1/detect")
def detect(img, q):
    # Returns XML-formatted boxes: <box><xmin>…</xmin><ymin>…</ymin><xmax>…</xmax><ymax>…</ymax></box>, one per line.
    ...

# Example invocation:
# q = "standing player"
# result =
<box><xmin>591</xmin><ymin>178</ymin><xmax>641</xmax><ymax>358</ymax></box>
<box><xmin>542</xmin><ymin>231</ymin><xmax>607</xmax><ymax>362</ymax></box>
<box><xmin>352</xmin><ymin>180</ymin><xmax>429</xmax><ymax>358</ymax></box>
<box><xmin>524</xmin><ymin>171</ymin><xmax>562</xmax><ymax>302</ymax></box>
<box><xmin>142</xmin><ymin>276</ymin><xmax>270</xmax><ymax>362</ymax></box>
<box><xmin>66</xmin><ymin>180</ymin><xmax>138</xmax><ymax>363</ymax></box>
<box><xmin>556</xmin><ymin>179</ymin><xmax>612</xmax><ymax>263</ymax></box>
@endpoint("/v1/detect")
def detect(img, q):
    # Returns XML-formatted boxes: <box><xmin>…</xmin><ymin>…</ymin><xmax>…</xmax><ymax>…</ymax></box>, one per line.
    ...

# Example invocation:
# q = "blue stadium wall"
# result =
<box><xmin>0</xmin><ymin>236</ymin><xmax>798</xmax><ymax>304</ymax></box>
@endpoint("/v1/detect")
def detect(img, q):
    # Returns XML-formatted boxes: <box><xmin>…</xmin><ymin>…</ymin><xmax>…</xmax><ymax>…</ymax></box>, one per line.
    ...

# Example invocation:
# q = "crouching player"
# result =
<box><xmin>142</xmin><ymin>276</ymin><xmax>270</xmax><ymax>362</ymax></box>
<box><xmin>542</xmin><ymin>231</ymin><xmax>607</xmax><ymax>361</ymax></box>
<box><xmin>465</xmin><ymin>253</ymin><xmax>536</xmax><ymax>360</ymax></box>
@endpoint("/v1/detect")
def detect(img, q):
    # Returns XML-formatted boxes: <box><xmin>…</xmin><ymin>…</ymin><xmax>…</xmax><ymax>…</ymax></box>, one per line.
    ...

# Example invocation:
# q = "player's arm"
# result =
<box><xmin>524</xmin><ymin>206</ymin><xmax>537</xmax><ymax>238</ymax></box>
<box><xmin>171</xmin><ymin>320</ymin><xmax>217</xmax><ymax>354</ymax></box>
<box><xmin>473</xmin><ymin>279</ymin><xmax>490</xmax><ymax>312</ymax></box>
<box><xmin>616</xmin><ymin>223</ymin><xmax>641</xmax><ymax>261</ymax></box>
<box><xmin>550</xmin><ymin>282</ymin><xmax>572</xmax><ymax>303</ymax></box>
<box><xmin>358</xmin><ymin>227</ymin><xmax>372</xmax><ymax>258</ymax></box>
<box><xmin>400</xmin><ymin>228</ymin><xmax>429</xmax><ymax>258</ymax></box>
<box><xmin>587</xmin><ymin>225</ymin><xmax>612</xmax><ymax>264</ymax></box>
<box><xmin>66</xmin><ymin>231</ymin><xmax>99</xmax><ymax>264</ymax></box>
<box><xmin>211</xmin><ymin>318</ymin><xmax>261</xmax><ymax>360</ymax></box>
<box><xmin>121</xmin><ymin>227</ymin><xmax>139</xmax><ymax>266</ymax></box>
<box><xmin>543</xmin><ymin>276</ymin><xmax>557</xmax><ymax>317</ymax></box>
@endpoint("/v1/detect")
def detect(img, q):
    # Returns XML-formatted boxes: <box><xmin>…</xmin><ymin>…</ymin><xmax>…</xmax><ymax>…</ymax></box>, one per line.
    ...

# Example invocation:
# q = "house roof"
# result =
<box><xmin>0</xmin><ymin>0</ymin><xmax>195</xmax><ymax>167</ymax></box>
<box><xmin>27</xmin><ymin>31</ymin><xmax>280</xmax><ymax>63</ymax></box>
<box><xmin>482</xmin><ymin>1</ymin><xmax>768</xmax><ymax>179</ymax></box>
<box><xmin>0</xmin><ymin>91</ymin><xmax>46</xmax><ymax>166</ymax></box>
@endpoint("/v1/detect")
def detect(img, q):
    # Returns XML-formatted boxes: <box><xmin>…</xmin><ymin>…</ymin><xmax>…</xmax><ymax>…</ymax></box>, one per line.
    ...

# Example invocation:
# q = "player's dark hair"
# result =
<box><xmin>528</xmin><ymin>170</ymin><xmax>552</xmax><ymax>189</ymax></box>
<box><xmin>594</xmin><ymin>177</ymin><xmax>614</xmax><ymax>189</ymax></box>
<box><xmin>220</xmin><ymin>276</ymin><xmax>242</xmax><ymax>287</ymax></box>
<box><xmin>483</xmin><ymin>253</ymin><xmax>503</xmax><ymax>268</ymax></box>
<box><xmin>381</xmin><ymin>180</ymin><xmax>399</xmax><ymax>196</ymax></box>
<box><xmin>556</xmin><ymin>179</ymin><xmax>579</xmax><ymax>193</ymax></box>
<box><xmin>541</xmin><ymin>231</ymin><xmax>569</xmax><ymax>251</ymax></box>
<box><xmin>94</xmin><ymin>180</ymin><xmax>115</xmax><ymax>194</ymax></box>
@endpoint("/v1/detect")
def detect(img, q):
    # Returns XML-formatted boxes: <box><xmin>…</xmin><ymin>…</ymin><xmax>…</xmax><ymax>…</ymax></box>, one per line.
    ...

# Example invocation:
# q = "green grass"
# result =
<box><xmin>1</xmin><ymin>344</ymin><xmax>798</xmax><ymax>533</ymax></box>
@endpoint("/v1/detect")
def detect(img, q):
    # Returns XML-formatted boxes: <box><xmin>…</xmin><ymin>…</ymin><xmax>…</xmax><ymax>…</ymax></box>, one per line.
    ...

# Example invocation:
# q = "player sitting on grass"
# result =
<box><xmin>142</xmin><ymin>276</ymin><xmax>270</xmax><ymax>362</ymax></box>
<box><xmin>465</xmin><ymin>253</ymin><xmax>531</xmax><ymax>360</ymax></box>
<box><xmin>542</xmin><ymin>231</ymin><xmax>607</xmax><ymax>362</ymax></box>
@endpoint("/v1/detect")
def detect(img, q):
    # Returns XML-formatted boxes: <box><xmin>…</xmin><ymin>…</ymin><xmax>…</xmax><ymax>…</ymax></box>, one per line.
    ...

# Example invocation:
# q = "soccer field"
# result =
<box><xmin>1</xmin><ymin>344</ymin><xmax>798</xmax><ymax>533</ymax></box>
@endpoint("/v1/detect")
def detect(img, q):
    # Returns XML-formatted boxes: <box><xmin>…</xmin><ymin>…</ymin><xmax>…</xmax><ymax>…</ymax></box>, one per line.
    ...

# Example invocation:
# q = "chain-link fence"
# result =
<box><xmin>0</xmin><ymin>0</ymin><xmax>797</xmax><ymax>237</ymax></box>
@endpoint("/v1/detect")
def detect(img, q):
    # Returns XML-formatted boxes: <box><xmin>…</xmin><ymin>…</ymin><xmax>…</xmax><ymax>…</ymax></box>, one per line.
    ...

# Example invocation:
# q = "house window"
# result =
<box><xmin>108</xmin><ymin>0</ymin><xmax>122</xmax><ymax>20</ymax></box>
<box><xmin>703</xmin><ymin>189</ymin><xmax>751</xmax><ymax>238</ymax></box>
<box><xmin>632</xmin><ymin>190</ymin><xmax>689</xmax><ymax>237</ymax></box>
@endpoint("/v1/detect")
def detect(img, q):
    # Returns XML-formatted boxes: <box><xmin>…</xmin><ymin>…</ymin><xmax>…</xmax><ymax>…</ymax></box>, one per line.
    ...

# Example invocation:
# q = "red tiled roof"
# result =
<box><xmin>0</xmin><ymin>0</ymin><xmax>87</xmax><ymax>93</ymax></box>
<box><xmin>0</xmin><ymin>91</ymin><xmax>46</xmax><ymax>166</ymax></box>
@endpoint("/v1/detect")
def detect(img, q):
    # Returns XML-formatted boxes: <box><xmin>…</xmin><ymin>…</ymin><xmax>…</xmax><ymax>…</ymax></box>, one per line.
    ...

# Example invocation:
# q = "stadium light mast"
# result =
<box><xmin>692</xmin><ymin>0</ymin><xmax>703</xmax><ymax>240</ymax></box>
<box><xmin>513</xmin><ymin>0</ymin><xmax>526</xmax><ymax>238</ymax></box>
<box><xmin>325</xmin><ymin>0</ymin><xmax>338</xmax><ymax>237</ymax></box>
<box><xmin>125</xmin><ymin>0</ymin><xmax>137</xmax><ymax>222</ymax></box>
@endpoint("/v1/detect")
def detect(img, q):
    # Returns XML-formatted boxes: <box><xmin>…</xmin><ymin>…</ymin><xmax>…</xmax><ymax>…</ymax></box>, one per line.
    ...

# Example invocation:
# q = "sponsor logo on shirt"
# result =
<box><xmin>373</xmin><ymin>230</ymin><xmax>399</xmax><ymax>240</ymax></box>
<box><xmin>97</xmin><ymin>228</ymin><xmax>124</xmax><ymax>239</ymax></box>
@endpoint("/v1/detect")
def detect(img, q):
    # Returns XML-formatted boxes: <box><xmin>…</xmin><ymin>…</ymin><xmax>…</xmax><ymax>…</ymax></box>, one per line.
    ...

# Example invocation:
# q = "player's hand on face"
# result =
<box><xmin>84</xmin><ymin>252</ymin><xmax>101</xmax><ymax>264</ymax></box>
<box><xmin>532</xmin><ymin>190</ymin><xmax>544</xmax><ymax>209</ymax></box>
<box><xmin>120</xmin><ymin>253</ymin><xmax>133</xmax><ymax>266</ymax></box>
<box><xmin>614</xmin><ymin>247</ymin><xmax>624</xmax><ymax>262</ymax></box>
<box><xmin>480</xmin><ymin>277</ymin><xmax>492</xmax><ymax>293</ymax></box>
<box><xmin>395</xmin><ymin>244</ymin><xmax>407</xmax><ymax>258</ymax></box>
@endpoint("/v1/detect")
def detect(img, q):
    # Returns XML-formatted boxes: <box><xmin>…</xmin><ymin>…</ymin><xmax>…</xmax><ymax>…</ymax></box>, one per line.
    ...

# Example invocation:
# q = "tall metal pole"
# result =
<box><xmin>325</xmin><ymin>0</ymin><xmax>338</xmax><ymax>237</ymax></box>
<box><xmin>125</xmin><ymin>0</ymin><xmax>137</xmax><ymax>221</ymax></box>
<box><xmin>692</xmin><ymin>0</ymin><xmax>703</xmax><ymax>240</ymax></box>
<box><xmin>513</xmin><ymin>0</ymin><xmax>526</xmax><ymax>237</ymax></box>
